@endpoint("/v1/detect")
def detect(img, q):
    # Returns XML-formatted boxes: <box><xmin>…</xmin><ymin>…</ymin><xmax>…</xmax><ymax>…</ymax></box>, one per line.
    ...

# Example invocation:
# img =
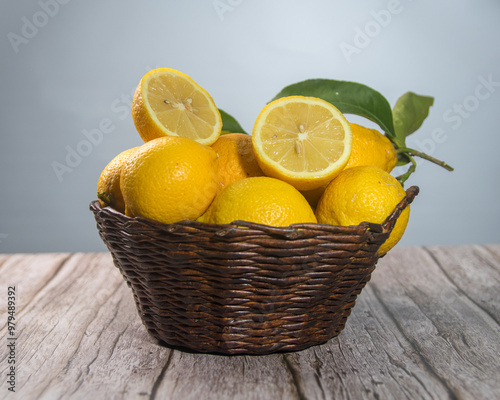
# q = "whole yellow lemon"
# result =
<box><xmin>198</xmin><ymin>176</ymin><xmax>317</xmax><ymax>227</ymax></box>
<box><xmin>120</xmin><ymin>136</ymin><xmax>219</xmax><ymax>224</ymax></box>
<box><xmin>344</xmin><ymin>123</ymin><xmax>398</xmax><ymax>172</ymax></box>
<box><xmin>315</xmin><ymin>166</ymin><xmax>409</xmax><ymax>255</ymax></box>
<box><xmin>210</xmin><ymin>133</ymin><xmax>264</xmax><ymax>192</ymax></box>
<box><xmin>97</xmin><ymin>147</ymin><xmax>139</xmax><ymax>213</ymax></box>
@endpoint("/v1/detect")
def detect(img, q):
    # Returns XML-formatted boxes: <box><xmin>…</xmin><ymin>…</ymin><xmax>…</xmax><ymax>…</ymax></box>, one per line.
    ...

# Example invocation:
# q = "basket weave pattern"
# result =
<box><xmin>90</xmin><ymin>186</ymin><xmax>418</xmax><ymax>355</ymax></box>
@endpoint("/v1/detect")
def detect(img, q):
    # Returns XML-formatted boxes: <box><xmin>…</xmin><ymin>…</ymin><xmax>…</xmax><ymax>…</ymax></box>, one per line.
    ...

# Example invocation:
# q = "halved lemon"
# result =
<box><xmin>132</xmin><ymin>68</ymin><xmax>222</xmax><ymax>145</ymax></box>
<box><xmin>252</xmin><ymin>96</ymin><xmax>352</xmax><ymax>191</ymax></box>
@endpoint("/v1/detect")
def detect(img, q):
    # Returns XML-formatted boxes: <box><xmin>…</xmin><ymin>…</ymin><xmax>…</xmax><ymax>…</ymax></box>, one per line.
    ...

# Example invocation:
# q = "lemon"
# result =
<box><xmin>97</xmin><ymin>147</ymin><xmax>139</xmax><ymax>213</ymax></box>
<box><xmin>315</xmin><ymin>166</ymin><xmax>409</xmax><ymax>255</ymax></box>
<box><xmin>252</xmin><ymin>96</ymin><xmax>352</xmax><ymax>191</ymax></box>
<box><xmin>198</xmin><ymin>177</ymin><xmax>317</xmax><ymax>227</ymax></box>
<box><xmin>345</xmin><ymin>123</ymin><xmax>397</xmax><ymax>172</ymax></box>
<box><xmin>132</xmin><ymin>68</ymin><xmax>222</xmax><ymax>145</ymax></box>
<box><xmin>211</xmin><ymin>133</ymin><xmax>264</xmax><ymax>192</ymax></box>
<box><xmin>120</xmin><ymin>136</ymin><xmax>219</xmax><ymax>224</ymax></box>
<box><xmin>301</xmin><ymin>123</ymin><xmax>397</xmax><ymax>207</ymax></box>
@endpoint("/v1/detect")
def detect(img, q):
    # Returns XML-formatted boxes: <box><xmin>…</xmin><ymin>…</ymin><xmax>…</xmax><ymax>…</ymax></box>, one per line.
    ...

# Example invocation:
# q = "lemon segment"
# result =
<box><xmin>252</xmin><ymin>96</ymin><xmax>352</xmax><ymax>191</ymax></box>
<box><xmin>132</xmin><ymin>68</ymin><xmax>222</xmax><ymax>145</ymax></box>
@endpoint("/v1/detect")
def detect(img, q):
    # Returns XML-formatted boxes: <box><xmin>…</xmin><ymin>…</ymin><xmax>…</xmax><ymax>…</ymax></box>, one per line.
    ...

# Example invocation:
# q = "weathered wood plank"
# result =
<box><xmin>1</xmin><ymin>246</ymin><xmax>499</xmax><ymax>400</ymax></box>
<box><xmin>423</xmin><ymin>245</ymin><xmax>500</xmax><ymax>324</ymax></box>
<box><xmin>368</xmin><ymin>246</ymin><xmax>500</xmax><ymax>400</ymax></box>
<box><xmin>0</xmin><ymin>253</ymin><xmax>71</xmax><ymax>319</ymax></box>
<box><xmin>146</xmin><ymin>245</ymin><xmax>500</xmax><ymax>400</ymax></box>
<box><xmin>34</xmin><ymin>255</ymin><xmax>172</xmax><ymax>400</ymax></box>
<box><xmin>0</xmin><ymin>253</ymin><xmax>171</xmax><ymax>399</ymax></box>
<box><xmin>0</xmin><ymin>253</ymin><xmax>11</xmax><ymax>268</ymax></box>
<box><xmin>281</xmin><ymin>283</ymin><xmax>453</xmax><ymax>400</ymax></box>
<box><xmin>152</xmin><ymin>351</ymin><xmax>300</xmax><ymax>400</ymax></box>
<box><xmin>482</xmin><ymin>244</ymin><xmax>500</xmax><ymax>268</ymax></box>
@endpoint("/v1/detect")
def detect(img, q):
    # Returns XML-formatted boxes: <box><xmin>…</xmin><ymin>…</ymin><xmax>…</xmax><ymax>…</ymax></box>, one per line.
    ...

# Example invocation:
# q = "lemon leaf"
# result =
<box><xmin>219</xmin><ymin>109</ymin><xmax>248</xmax><ymax>134</ymax></box>
<box><xmin>271</xmin><ymin>78</ymin><xmax>396</xmax><ymax>140</ymax></box>
<box><xmin>393</xmin><ymin>92</ymin><xmax>434</xmax><ymax>142</ymax></box>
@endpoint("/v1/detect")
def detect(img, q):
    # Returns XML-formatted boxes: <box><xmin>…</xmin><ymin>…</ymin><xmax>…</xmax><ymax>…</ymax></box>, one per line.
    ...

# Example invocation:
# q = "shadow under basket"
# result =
<box><xmin>90</xmin><ymin>186</ymin><xmax>419</xmax><ymax>355</ymax></box>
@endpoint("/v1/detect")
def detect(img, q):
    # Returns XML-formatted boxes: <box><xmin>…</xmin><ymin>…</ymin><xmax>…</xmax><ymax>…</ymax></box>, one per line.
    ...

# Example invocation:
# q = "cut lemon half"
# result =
<box><xmin>252</xmin><ymin>96</ymin><xmax>352</xmax><ymax>191</ymax></box>
<box><xmin>132</xmin><ymin>68</ymin><xmax>222</xmax><ymax>145</ymax></box>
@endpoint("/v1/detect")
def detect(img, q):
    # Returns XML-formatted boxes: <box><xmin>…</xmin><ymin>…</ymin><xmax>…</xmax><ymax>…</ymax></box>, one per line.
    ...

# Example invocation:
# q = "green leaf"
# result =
<box><xmin>219</xmin><ymin>109</ymin><xmax>248</xmax><ymax>135</ymax></box>
<box><xmin>392</xmin><ymin>92</ymin><xmax>434</xmax><ymax>143</ymax></box>
<box><xmin>271</xmin><ymin>79</ymin><xmax>396</xmax><ymax>139</ymax></box>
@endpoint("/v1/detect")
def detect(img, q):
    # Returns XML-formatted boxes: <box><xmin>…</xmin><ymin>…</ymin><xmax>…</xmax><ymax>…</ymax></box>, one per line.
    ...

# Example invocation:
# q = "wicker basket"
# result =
<box><xmin>90</xmin><ymin>186</ymin><xmax>418</xmax><ymax>355</ymax></box>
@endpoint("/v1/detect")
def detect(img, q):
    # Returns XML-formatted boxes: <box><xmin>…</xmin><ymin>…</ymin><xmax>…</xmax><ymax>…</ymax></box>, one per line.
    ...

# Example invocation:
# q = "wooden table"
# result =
<box><xmin>1</xmin><ymin>245</ymin><xmax>499</xmax><ymax>399</ymax></box>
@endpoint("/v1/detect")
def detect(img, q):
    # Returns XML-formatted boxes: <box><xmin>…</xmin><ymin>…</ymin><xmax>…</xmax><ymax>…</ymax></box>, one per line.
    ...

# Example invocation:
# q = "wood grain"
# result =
<box><xmin>1</xmin><ymin>245</ymin><xmax>499</xmax><ymax>399</ymax></box>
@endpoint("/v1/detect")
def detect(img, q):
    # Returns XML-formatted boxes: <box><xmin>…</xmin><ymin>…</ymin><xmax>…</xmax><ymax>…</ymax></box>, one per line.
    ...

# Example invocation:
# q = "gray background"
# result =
<box><xmin>1</xmin><ymin>0</ymin><xmax>499</xmax><ymax>253</ymax></box>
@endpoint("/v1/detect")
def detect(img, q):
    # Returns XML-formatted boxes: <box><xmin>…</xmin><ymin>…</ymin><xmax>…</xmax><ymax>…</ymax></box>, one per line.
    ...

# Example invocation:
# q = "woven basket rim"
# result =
<box><xmin>89</xmin><ymin>185</ymin><xmax>419</xmax><ymax>236</ymax></box>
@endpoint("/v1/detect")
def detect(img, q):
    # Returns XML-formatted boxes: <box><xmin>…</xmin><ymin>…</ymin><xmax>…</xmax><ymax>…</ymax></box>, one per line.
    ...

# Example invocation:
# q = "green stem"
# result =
<box><xmin>97</xmin><ymin>192</ymin><xmax>111</xmax><ymax>206</ymax></box>
<box><xmin>395</xmin><ymin>155</ymin><xmax>417</xmax><ymax>186</ymax></box>
<box><xmin>397</xmin><ymin>147</ymin><xmax>454</xmax><ymax>171</ymax></box>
